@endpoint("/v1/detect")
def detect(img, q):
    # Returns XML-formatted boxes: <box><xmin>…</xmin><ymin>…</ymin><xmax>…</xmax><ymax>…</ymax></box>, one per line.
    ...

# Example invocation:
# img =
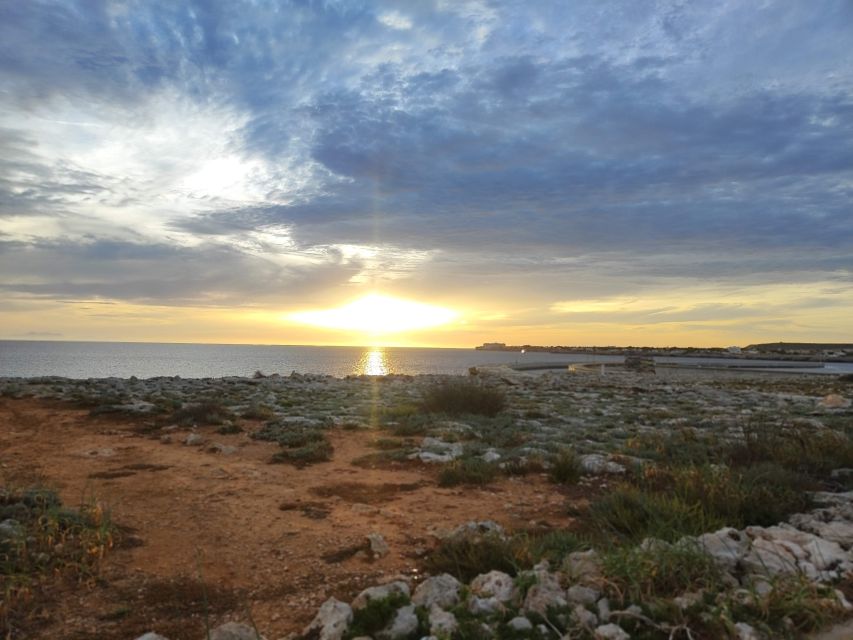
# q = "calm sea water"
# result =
<box><xmin>0</xmin><ymin>341</ymin><xmax>585</xmax><ymax>378</ymax></box>
<box><xmin>1</xmin><ymin>341</ymin><xmax>850</xmax><ymax>379</ymax></box>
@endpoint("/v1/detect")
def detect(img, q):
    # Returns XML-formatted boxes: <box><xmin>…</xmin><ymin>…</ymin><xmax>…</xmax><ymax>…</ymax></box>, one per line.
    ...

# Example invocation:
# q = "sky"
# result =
<box><xmin>1</xmin><ymin>0</ymin><xmax>852</xmax><ymax>348</ymax></box>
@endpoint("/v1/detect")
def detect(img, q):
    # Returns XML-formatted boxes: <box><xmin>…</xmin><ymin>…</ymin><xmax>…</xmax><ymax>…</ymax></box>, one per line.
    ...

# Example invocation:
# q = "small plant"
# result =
<box><xmin>424</xmin><ymin>531</ymin><xmax>529</xmax><ymax>582</ymax></box>
<box><xmin>344</xmin><ymin>592</ymin><xmax>411</xmax><ymax>639</ymax></box>
<box><xmin>602</xmin><ymin>541</ymin><xmax>722</xmax><ymax>604</ymax></box>
<box><xmin>421</xmin><ymin>381</ymin><xmax>506</xmax><ymax>417</ymax></box>
<box><xmin>240</xmin><ymin>403</ymin><xmax>275</xmax><ymax>420</ymax></box>
<box><xmin>438</xmin><ymin>459</ymin><xmax>499</xmax><ymax>487</ymax></box>
<box><xmin>270</xmin><ymin>439</ymin><xmax>333</xmax><ymax>466</ymax></box>
<box><xmin>548</xmin><ymin>448</ymin><xmax>582</xmax><ymax>485</ymax></box>
<box><xmin>171</xmin><ymin>400</ymin><xmax>233</xmax><ymax>426</ymax></box>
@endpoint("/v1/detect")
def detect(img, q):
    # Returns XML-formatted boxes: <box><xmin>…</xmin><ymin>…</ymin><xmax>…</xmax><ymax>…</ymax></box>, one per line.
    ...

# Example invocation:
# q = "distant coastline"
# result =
<box><xmin>475</xmin><ymin>341</ymin><xmax>853</xmax><ymax>363</ymax></box>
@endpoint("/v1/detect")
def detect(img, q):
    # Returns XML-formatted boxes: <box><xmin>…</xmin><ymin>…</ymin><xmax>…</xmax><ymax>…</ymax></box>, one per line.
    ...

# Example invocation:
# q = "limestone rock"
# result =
<box><xmin>303</xmin><ymin>598</ymin><xmax>353</xmax><ymax>640</ymax></box>
<box><xmin>468</xmin><ymin>596</ymin><xmax>504</xmax><ymax>616</ymax></box>
<box><xmin>734</xmin><ymin>622</ymin><xmax>762</xmax><ymax>640</ymax></box>
<box><xmin>377</xmin><ymin>604</ymin><xmax>418</xmax><ymax>640</ymax></box>
<box><xmin>412</xmin><ymin>573</ymin><xmax>462</xmax><ymax>609</ymax></box>
<box><xmin>0</xmin><ymin>519</ymin><xmax>24</xmax><ymax>540</ymax></box>
<box><xmin>134</xmin><ymin>634</ymin><xmax>170</xmax><ymax>640</ymax></box>
<box><xmin>818</xmin><ymin>394</ymin><xmax>850</xmax><ymax>409</ymax></box>
<box><xmin>508</xmin><ymin>617</ymin><xmax>533</xmax><ymax>631</ymax></box>
<box><xmin>567</xmin><ymin>585</ymin><xmax>600</xmax><ymax>606</ymax></box>
<box><xmin>579</xmin><ymin>454</ymin><xmax>625</xmax><ymax>475</ymax></box>
<box><xmin>470</xmin><ymin>570</ymin><xmax>517</xmax><ymax>603</ymax></box>
<box><xmin>352</xmin><ymin>581</ymin><xmax>410</xmax><ymax>610</ymax></box>
<box><xmin>367</xmin><ymin>532</ymin><xmax>390</xmax><ymax>559</ymax></box>
<box><xmin>428</xmin><ymin>605</ymin><xmax>458</xmax><ymax>636</ymax></box>
<box><xmin>572</xmin><ymin>604</ymin><xmax>598</xmax><ymax>627</ymax></box>
<box><xmin>184</xmin><ymin>433</ymin><xmax>205</xmax><ymax>446</ymax></box>
<box><xmin>594</xmin><ymin>623</ymin><xmax>630</xmax><ymax>640</ymax></box>
<box><xmin>210</xmin><ymin>622</ymin><xmax>265</xmax><ymax>640</ymax></box>
<box><xmin>697</xmin><ymin>528</ymin><xmax>749</xmax><ymax>572</ymax></box>
<box><xmin>522</xmin><ymin>570</ymin><xmax>566</xmax><ymax>615</ymax></box>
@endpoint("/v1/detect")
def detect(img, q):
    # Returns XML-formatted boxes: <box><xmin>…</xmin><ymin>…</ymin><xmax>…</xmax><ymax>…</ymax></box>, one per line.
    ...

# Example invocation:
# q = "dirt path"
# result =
<box><xmin>0</xmin><ymin>397</ymin><xmax>576</xmax><ymax>639</ymax></box>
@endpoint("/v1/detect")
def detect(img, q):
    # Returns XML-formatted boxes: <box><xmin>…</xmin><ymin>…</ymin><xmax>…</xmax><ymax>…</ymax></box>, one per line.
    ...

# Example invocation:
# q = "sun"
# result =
<box><xmin>289</xmin><ymin>294</ymin><xmax>458</xmax><ymax>334</ymax></box>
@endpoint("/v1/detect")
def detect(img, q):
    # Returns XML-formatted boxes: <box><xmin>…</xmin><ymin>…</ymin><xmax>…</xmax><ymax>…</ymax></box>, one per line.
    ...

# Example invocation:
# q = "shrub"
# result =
<box><xmin>270</xmin><ymin>439</ymin><xmax>333</xmax><ymax>466</ymax></box>
<box><xmin>1</xmin><ymin>486</ymin><xmax>114</xmax><ymax>629</ymax></box>
<box><xmin>602</xmin><ymin>541</ymin><xmax>723</xmax><ymax>604</ymax></box>
<box><xmin>526</xmin><ymin>530</ymin><xmax>587</xmax><ymax>565</ymax></box>
<box><xmin>170</xmin><ymin>400</ymin><xmax>233</xmax><ymax>426</ymax></box>
<box><xmin>421</xmin><ymin>381</ymin><xmax>506</xmax><ymax>417</ymax></box>
<box><xmin>438</xmin><ymin>459</ymin><xmax>499</xmax><ymax>487</ymax></box>
<box><xmin>587</xmin><ymin>484</ymin><xmax>725</xmax><ymax>543</ymax></box>
<box><xmin>344</xmin><ymin>592</ymin><xmax>412</xmax><ymax>640</ymax></box>
<box><xmin>424</xmin><ymin>531</ymin><xmax>529</xmax><ymax>582</ymax></box>
<box><xmin>548</xmin><ymin>449</ymin><xmax>582</xmax><ymax>485</ymax></box>
<box><xmin>502</xmin><ymin>456</ymin><xmax>546</xmax><ymax>476</ymax></box>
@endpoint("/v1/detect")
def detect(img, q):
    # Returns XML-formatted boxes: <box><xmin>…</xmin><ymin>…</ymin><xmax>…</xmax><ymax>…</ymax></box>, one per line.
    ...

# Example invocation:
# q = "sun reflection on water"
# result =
<box><xmin>357</xmin><ymin>349</ymin><xmax>389</xmax><ymax>376</ymax></box>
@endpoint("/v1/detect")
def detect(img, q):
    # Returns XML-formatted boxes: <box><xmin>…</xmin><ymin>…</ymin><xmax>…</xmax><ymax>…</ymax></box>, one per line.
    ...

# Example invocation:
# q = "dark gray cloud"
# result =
<box><xmin>1</xmin><ymin>1</ymin><xmax>852</xmax><ymax>319</ymax></box>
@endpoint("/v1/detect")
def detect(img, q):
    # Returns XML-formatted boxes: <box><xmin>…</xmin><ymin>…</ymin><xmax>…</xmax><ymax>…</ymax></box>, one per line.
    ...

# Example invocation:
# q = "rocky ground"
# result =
<box><xmin>0</xmin><ymin>366</ymin><xmax>852</xmax><ymax>639</ymax></box>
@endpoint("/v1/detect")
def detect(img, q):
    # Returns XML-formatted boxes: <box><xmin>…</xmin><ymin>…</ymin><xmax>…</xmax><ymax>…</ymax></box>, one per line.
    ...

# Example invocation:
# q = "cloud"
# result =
<box><xmin>0</xmin><ymin>0</ymin><xmax>852</xmax><ymax>339</ymax></box>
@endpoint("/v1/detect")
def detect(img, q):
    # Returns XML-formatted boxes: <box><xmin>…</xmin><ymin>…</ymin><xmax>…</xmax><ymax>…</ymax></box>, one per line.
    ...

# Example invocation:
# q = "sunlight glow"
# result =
<box><xmin>357</xmin><ymin>349</ymin><xmax>389</xmax><ymax>375</ymax></box>
<box><xmin>289</xmin><ymin>294</ymin><xmax>458</xmax><ymax>335</ymax></box>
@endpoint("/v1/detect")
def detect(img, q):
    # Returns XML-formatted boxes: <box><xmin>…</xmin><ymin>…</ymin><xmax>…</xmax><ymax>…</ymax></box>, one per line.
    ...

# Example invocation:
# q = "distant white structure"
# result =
<box><xmin>727</xmin><ymin>346</ymin><xmax>742</xmax><ymax>353</ymax></box>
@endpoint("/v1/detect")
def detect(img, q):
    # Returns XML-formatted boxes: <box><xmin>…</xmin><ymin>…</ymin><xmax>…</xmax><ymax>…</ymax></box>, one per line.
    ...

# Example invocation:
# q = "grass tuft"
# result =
<box><xmin>438</xmin><ymin>459</ymin><xmax>499</xmax><ymax>487</ymax></box>
<box><xmin>421</xmin><ymin>381</ymin><xmax>506</xmax><ymax>417</ymax></box>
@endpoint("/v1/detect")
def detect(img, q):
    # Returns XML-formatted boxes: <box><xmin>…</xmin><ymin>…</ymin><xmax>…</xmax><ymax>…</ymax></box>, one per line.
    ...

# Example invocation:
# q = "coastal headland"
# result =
<box><xmin>1</xmin><ymin>366</ymin><xmax>853</xmax><ymax>639</ymax></box>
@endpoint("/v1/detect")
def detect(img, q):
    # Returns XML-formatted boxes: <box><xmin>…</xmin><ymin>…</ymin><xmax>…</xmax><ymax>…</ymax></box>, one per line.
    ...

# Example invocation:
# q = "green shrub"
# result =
<box><xmin>587</xmin><ymin>484</ymin><xmax>725</xmax><ymax>543</ymax></box>
<box><xmin>424</xmin><ymin>532</ymin><xmax>529</xmax><ymax>582</ymax></box>
<box><xmin>438</xmin><ymin>459</ymin><xmax>499</xmax><ymax>487</ymax></box>
<box><xmin>270</xmin><ymin>439</ymin><xmax>333</xmax><ymax>466</ymax></box>
<box><xmin>548</xmin><ymin>449</ymin><xmax>582</xmax><ymax>485</ymax></box>
<box><xmin>602</xmin><ymin>542</ymin><xmax>722</xmax><ymax>604</ymax></box>
<box><xmin>421</xmin><ymin>382</ymin><xmax>506</xmax><ymax>417</ymax></box>
<box><xmin>344</xmin><ymin>592</ymin><xmax>412</xmax><ymax>639</ymax></box>
<box><xmin>526</xmin><ymin>530</ymin><xmax>587</xmax><ymax>565</ymax></box>
<box><xmin>502</xmin><ymin>456</ymin><xmax>546</xmax><ymax>476</ymax></box>
<box><xmin>170</xmin><ymin>400</ymin><xmax>233</xmax><ymax>426</ymax></box>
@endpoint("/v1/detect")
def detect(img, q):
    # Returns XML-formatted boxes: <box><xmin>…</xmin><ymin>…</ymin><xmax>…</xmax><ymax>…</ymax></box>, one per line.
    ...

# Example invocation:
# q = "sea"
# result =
<box><xmin>1</xmin><ymin>341</ymin><xmax>852</xmax><ymax>379</ymax></box>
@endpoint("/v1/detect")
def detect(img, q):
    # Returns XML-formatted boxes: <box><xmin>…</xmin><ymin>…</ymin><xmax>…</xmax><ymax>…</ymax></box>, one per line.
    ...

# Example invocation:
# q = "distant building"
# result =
<box><xmin>727</xmin><ymin>346</ymin><xmax>742</xmax><ymax>353</ymax></box>
<box><xmin>478</xmin><ymin>342</ymin><xmax>507</xmax><ymax>351</ymax></box>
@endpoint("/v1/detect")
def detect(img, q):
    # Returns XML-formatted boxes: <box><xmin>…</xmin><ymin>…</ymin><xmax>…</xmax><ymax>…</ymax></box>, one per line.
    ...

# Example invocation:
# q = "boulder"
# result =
<box><xmin>572</xmin><ymin>604</ymin><xmax>598</xmax><ymax>627</ymax></box>
<box><xmin>184</xmin><ymin>433</ymin><xmax>205</xmax><ymax>446</ymax></box>
<box><xmin>428</xmin><ymin>605</ymin><xmax>458</xmax><ymax>636</ymax></box>
<box><xmin>210</xmin><ymin>622</ymin><xmax>265</xmax><ymax>640</ymax></box>
<box><xmin>522</xmin><ymin>570</ymin><xmax>566</xmax><ymax>615</ymax></box>
<box><xmin>563</xmin><ymin>550</ymin><xmax>603</xmax><ymax>585</ymax></box>
<box><xmin>470</xmin><ymin>570</ymin><xmax>517</xmax><ymax>603</ymax></box>
<box><xmin>412</xmin><ymin>573</ymin><xmax>462</xmax><ymax>609</ymax></box>
<box><xmin>567</xmin><ymin>585</ymin><xmax>600</xmax><ymax>606</ymax></box>
<box><xmin>697</xmin><ymin>527</ymin><xmax>750</xmax><ymax>572</ymax></box>
<box><xmin>579</xmin><ymin>454</ymin><xmax>625</xmax><ymax>475</ymax></box>
<box><xmin>302</xmin><ymin>598</ymin><xmax>353</xmax><ymax>640</ymax></box>
<box><xmin>377</xmin><ymin>604</ymin><xmax>418</xmax><ymax>640</ymax></box>
<box><xmin>367</xmin><ymin>533</ymin><xmax>390</xmax><ymax>559</ymax></box>
<box><xmin>468</xmin><ymin>596</ymin><xmax>504</xmax><ymax>616</ymax></box>
<box><xmin>594</xmin><ymin>624</ymin><xmax>630</xmax><ymax>640</ymax></box>
<box><xmin>508</xmin><ymin>617</ymin><xmax>533</xmax><ymax>631</ymax></box>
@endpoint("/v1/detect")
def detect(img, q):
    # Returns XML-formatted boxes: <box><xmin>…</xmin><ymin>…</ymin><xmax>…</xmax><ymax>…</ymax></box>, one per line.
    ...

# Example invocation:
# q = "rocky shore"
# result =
<box><xmin>1</xmin><ymin>366</ymin><xmax>852</xmax><ymax>639</ymax></box>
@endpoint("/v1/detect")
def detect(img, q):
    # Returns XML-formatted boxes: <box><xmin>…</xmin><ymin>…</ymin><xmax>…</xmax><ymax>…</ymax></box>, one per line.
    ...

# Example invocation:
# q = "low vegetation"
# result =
<box><xmin>421</xmin><ymin>381</ymin><xmax>506</xmax><ymax>417</ymax></box>
<box><xmin>438</xmin><ymin>459</ymin><xmax>499</xmax><ymax>487</ymax></box>
<box><xmin>1</xmin><ymin>486</ymin><xmax>114</xmax><ymax>636</ymax></box>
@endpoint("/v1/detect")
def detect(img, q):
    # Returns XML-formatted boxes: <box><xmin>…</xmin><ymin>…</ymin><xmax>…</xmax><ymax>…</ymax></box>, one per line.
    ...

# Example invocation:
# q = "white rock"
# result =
<box><xmin>184</xmin><ymin>433</ymin><xmax>205</xmax><ymax>446</ymax></box>
<box><xmin>734</xmin><ymin>622</ymin><xmax>761</xmax><ymax>640</ymax></box>
<box><xmin>594</xmin><ymin>623</ymin><xmax>630</xmax><ymax>640</ymax></box>
<box><xmin>468</xmin><ymin>596</ymin><xmax>504</xmax><ymax>615</ymax></box>
<box><xmin>378</xmin><ymin>604</ymin><xmax>419</xmax><ymax>640</ymax></box>
<box><xmin>413</xmin><ymin>573</ymin><xmax>462</xmax><ymax>609</ymax></box>
<box><xmin>303</xmin><ymin>598</ymin><xmax>353</xmax><ymax>640</ymax></box>
<box><xmin>508</xmin><ymin>616</ymin><xmax>533</xmax><ymax>631</ymax></box>
<box><xmin>428</xmin><ymin>605</ymin><xmax>458</xmax><ymax>636</ymax></box>
<box><xmin>522</xmin><ymin>571</ymin><xmax>567</xmax><ymax>615</ymax></box>
<box><xmin>597</xmin><ymin>598</ymin><xmax>611</xmax><ymax>623</ymax></box>
<box><xmin>697</xmin><ymin>528</ymin><xmax>749</xmax><ymax>572</ymax></box>
<box><xmin>567</xmin><ymin>585</ymin><xmax>600</xmax><ymax>606</ymax></box>
<box><xmin>563</xmin><ymin>550</ymin><xmax>602</xmax><ymax>585</ymax></box>
<box><xmin>134</xmin><ymin>634</ymin><xmax>170</xmax><ymax>640</ymax></box>
<box><xmin>470</xmin><ymin>570</ymin><xmax>518</xmax><ymax>603</ymax></box>
<box><xmin>579</xmin><ymin>454</ymin><xmax>625</xmax><ymax>475</ymax></box>
<box><xmin>367</xmin><ymin>532</ymin><xmax>390</xmax><ymax>558</ymax></box>
<box><xmin>572</xmin><ymin>604</ymin><xmax>598</xmax><ymax>627</ymax></box>
<box><xmin>818</xmin><ymin>394</ymin><xmax>851</xmax><ymax>409</ymax></box>
<box><xmin>352</xmin><ymin>581</ymin><xmax>410</xmax><ymax>610</ymax></box>
<box><xmin>210</xmin><ymin>622</ymin><xmax>266</xmax><ymax>640</ymax></box>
